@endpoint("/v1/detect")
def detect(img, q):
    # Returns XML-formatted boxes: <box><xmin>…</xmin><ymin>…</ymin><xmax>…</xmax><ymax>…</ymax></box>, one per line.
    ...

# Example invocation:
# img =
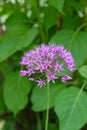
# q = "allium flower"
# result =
<box><xmin>20</xmin><ymin>44</ymin><xmax>75</xmax><ymax>87</ymax></box>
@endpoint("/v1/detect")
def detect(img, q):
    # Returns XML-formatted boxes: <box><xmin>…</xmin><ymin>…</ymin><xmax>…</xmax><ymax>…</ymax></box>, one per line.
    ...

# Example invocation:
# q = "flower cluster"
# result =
<box><xmin>20</xmin><ymin>44</ymin><xmax>75</xmax><ymax>87</ymax></box>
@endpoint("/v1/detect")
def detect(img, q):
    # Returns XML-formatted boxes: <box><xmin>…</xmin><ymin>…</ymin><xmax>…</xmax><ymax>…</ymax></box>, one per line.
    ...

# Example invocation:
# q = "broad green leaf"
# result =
<box><xmin>79</xmin><ymin>65</ymin><xmax>87</xmax><ymax>78</ymax></box>
<box><xmin>54</xmin><ymin>86</ymin><xmax>87</xmax><ymax>130</ymax></box>
<box><xmin>62</xmin><ymin>15</ymin><xmax>81</xmax><ymax>30</ymax></box>
<box><xmin>51</xmin><ymin>30</ymin><xmax>87</xmax><ymax>68</ymax></box>
<box><xmin>31</xmin><ymin>83</ymin><xmax>65</xmax><ymax>111</ymax></box>
<box><xmin>49</xmin><ymin>0</ymin><xmax>65</xmax><ymax>13</ymax></box>
<box><xmin>19</xmin><ymin>27</ymin><xmax>38</xmax><ymax>48</ymax></box>
<box><xmin>0</xmin><ymin>12</ymin><xmax>38</xmax><ymax>62</ymax></box>
<box><xmin>42</xmin><ymin>6</ymin><xmax>58</xmax><ymax>30</ymax></box>
<box><xmin>3</xmin><ymin>72</ymin><xmax>31</xmax><ymax>114</ymax></box>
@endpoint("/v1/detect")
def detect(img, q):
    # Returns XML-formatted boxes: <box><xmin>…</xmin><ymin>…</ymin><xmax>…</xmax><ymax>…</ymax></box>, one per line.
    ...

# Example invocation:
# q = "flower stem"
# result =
<box><xmin>45</xmin><ymin>82</ymin><xmax>49</xmax><ymax>130</ymax></box>
<box><xmin>36</xmin><ymin>113</ymin><xmax>42</xmax><ymax>130</ymax></box>
<box><xmin>32</xmin><ymin>0</ymin><xmax>47</xmax><ymax>43</ymax></box>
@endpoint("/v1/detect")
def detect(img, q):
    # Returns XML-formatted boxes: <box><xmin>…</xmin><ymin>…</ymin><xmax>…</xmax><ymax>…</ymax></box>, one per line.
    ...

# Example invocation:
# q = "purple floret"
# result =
<box><xmin>20</xmin><ymin>70</ymin><xmax>27</xmax><ymax>76</ymax></box>
<box><xmin>29</xmin><ymin>78</ymin><xmax>35</xmax><ymax>81</ymax></box>
<box><xmin>36</xmin><ymin>79</ymin><xmax>46</xmax><ymax>87</ymax></box>
<box><xmin>61</xmin><ymin>75</ymin><xmax>72</xmax><ymax>82</ymax></box>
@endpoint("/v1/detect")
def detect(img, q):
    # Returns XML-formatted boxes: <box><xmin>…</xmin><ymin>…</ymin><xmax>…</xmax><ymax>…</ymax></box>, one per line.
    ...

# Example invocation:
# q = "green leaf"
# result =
<box><xmin>3</xmin><ymin>72</ymin><xmax>31</xmax><ymax>114</ymax></box>
<box><xmin>2</xmin><ymin>117</ymin><xmax>15</xmax><ymax>130</ymax></box>
<box><xmin>42</xmin><ymin>6</ymin><xmax>58</xmax><ymax>30</ymax></box>
<box><xmin>49</xmin><ymin>123</ymin><xmax>58</xmax><ymax>130</ymax></box>
<box><xmin>79</xmin><ymin>65</ymin><xmax>87</xmax><ymax>78</ymax></box>
<box><xmin>54</xmin><ymin>86</ymin><xmax>87</xmax><ymax>130</ymax></box>
<box><xmin>0</xmin><ymin>87</ymin><xmax>6</xmax><ymax>114</ymax></box>
<box><xmin>19</xmin><ymin>27</ymin><xmax>38</xmax><ymax>48</ymax></box>
<box><xmin>0</xmin><ymin>12</ymin><xmax>38</xmax><ymax>62</ymax></box>
<box><xmin>62</xmin><ymin>15</ymin><xmax>81</xmax><ymax>30</ymax></box>
<box><xmin>50</xmin><ymin>30</ymin><xmax>87</xmax><ymax>68</ymax></box>
<box><xmin>0</xmin><ymin>3</ymin><xmax>13</xmax><ymax>16</ymax></box>
<box><xmin>49</xmin><ymin>0</ymin><xmax>65</xmax><ymax>13</ymax></box>
<box><xmin>31</xmin><ymin>83</ymin><xmax>65</xmax><ymax>112</ymax></box>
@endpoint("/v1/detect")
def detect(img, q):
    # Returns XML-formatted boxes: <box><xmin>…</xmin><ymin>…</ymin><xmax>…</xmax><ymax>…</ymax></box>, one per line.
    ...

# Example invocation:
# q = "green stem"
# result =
<box><xmin>80</xmin><ymin>80</ymin><xmax>87</xmax><ymax>91</ymax></box>
<box><xmin>32</xmin><ymin>0</ymin><xmax>46</xmax><ymax>43</ymax></box>
<box><xmin>36</xmin><ymin>113</ymin><xmax>42</xmax><ymax>130</ymax></box>
<box><xmin>73</xmin><ymin>23</ymin><xmax>86</xmax><ymax>36</ymax></box>
<box><xmin>67</xmin><ymin>23</ymin><xmax>86</xmax><ymax>50</ymax></box>
<box><xmin>70</xmin><ymin>23</ymin><xmax>86</xmax><ymax>44</ymax></box>
<box><xmin>45</xmin><ymin>82</ymin><xmax>49</xmax><ymax>130</ymax></box>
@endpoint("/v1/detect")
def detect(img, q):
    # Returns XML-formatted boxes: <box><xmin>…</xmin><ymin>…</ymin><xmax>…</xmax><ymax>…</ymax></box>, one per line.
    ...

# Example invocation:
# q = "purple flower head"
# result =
<box><xmin>20</xmin><ymin>44</ymin><xmax>75</xmax><ymax>87</ymax></box>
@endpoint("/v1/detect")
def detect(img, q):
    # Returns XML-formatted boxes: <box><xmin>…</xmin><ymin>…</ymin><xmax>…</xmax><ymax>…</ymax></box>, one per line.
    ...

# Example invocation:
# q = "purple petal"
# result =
<box><xmin>20</xmin><ymin>70</ymin><xmax>27</xmax><ymax>76</ymax></box>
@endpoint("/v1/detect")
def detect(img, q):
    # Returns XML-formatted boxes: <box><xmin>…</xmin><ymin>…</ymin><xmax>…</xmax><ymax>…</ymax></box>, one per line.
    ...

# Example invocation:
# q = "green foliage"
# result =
<box><xmin>0</xmin><ymin>12</ymin><xmax>38</xmax><ymax>62</ymax></box>
<box><xmin>79</xmin><ymin>65</ymin><xmax>87</xmax><ymax>78</ymax></box>
<box><xmin>54</xmin><ymin>86</ymin><xmax>87</xmax><ymax>130</ymax></box>
<box><xmin>49</xmin><ymin>123</ymin><xmax>58</xmax><ymax>130</ymax></box>
<box><xmin>31</xmin><ymin>83</ymin><xmax>65</xmax><ymax>111</ymax></box>
<box><xmin>2</xmin><ymin>118</ymin><xmax>15</xmax><ymax>130</ymax></box>
<box><xmin>0</xmin><ymin>26</ymin><xmax>38</xmax><ymax>62</ymax></box>
<box><xmin>49</xmin><ymin>0</ymin><xmax>65</xmax><ymax>13</ymax></box>
<box><xmin>0</xmin><ymin>0</ymin><xmax>87</xmax><ymax>129</ymax></box>
<box><xmin>42</xmin><ymin>6</ymin><xmax>58</xmax><ymax>30</ymax></box>
<box><xmin>3</xmin><ymin>72</ymin><xmax>31</xmax><ymax>114</ymax></box>
<box><xmin>0</xmin><ymin>87</ymin><xmax>6</xmax><ymax>114</ymax></box>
